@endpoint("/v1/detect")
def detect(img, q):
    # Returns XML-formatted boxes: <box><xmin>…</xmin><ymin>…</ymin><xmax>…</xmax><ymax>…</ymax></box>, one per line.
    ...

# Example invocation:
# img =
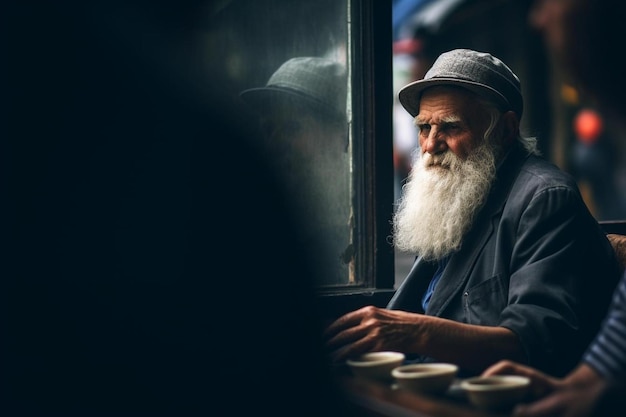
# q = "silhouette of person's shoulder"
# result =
<box><xmin>5</xmin><ymin>1</ymin><xmax>352</xmax><ymax>415</ymax></box>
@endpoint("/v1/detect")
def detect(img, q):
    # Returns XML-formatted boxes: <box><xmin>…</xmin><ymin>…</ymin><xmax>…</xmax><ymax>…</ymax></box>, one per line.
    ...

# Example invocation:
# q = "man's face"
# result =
<box><xmin>415</xmin><ymin>86</ymin><xmax>491</xmax><ymax>161</ymax></box>
<box><xmin>392</xmin><ymin>86</ymin><xmax>499</xmax><ymax>260</ymax></box>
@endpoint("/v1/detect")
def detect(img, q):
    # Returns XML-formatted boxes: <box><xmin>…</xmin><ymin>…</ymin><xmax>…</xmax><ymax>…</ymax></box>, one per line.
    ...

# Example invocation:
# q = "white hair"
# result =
<box><xmin>392</xmin><ymin>97</ymin><xmax>539</xmax><ymax>260</ymax></box>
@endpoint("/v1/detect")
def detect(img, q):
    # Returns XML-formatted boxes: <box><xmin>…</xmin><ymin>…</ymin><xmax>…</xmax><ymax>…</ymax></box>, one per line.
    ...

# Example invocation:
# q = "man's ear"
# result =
<box><xmin>500</xmin><ymin>110</ymin><xmax>520</xmax><ymax>147</ymax></box>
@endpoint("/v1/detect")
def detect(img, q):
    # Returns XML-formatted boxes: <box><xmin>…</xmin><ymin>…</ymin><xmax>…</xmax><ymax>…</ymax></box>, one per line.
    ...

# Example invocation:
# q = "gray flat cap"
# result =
<box><xmin>398</xmin><ymin>49</ymin><xmax>523</xmax><ymax>119</ymax></box>
<box><xmin>240</xmin><ymin>56</ymin><xmax>347</xmax><ymax>118</ymax></box>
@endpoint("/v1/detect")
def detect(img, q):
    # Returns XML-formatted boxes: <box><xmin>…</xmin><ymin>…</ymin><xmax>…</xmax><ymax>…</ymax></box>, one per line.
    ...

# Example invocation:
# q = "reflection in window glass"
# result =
<box><xmin>208</xmin><ymin>0</ymin><xmax>353</xmax><ymax>286</ymax></box>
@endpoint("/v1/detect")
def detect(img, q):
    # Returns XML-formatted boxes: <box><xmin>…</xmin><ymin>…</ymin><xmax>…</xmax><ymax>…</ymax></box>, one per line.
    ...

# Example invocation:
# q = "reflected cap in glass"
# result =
<box><xmin>240</xmin><ymin>56</ymin><xmax>347</xmax><ymax>118</ymax></box>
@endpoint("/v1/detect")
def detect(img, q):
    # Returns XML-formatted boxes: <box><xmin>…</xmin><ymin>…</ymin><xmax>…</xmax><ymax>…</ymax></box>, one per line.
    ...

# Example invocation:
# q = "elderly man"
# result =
<box><xmin>325</xmin><ymin>48</ymin><xmax>621</xmax><ymax>377</ymax></box>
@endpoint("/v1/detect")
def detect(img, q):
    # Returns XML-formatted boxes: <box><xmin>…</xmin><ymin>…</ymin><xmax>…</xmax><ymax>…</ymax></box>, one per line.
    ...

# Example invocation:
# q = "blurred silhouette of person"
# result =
<box><xmin>570</xmin><ymin>106</ymin><xmax>623</xmax><ymax>219</ymax></box>
<box><xmin>240</xmin><ymin>57</ymin><xmax>354</xmax><ymax>285</ymax></box>
<box><xmin>483</xmin><ymin>1</ymin><xmax>626</xmax><ymax>416</ymax></box>
<box><xmin>4</xmin><ymin>1</ymin><xmax>353</xmax><ymax>415</ymax></box>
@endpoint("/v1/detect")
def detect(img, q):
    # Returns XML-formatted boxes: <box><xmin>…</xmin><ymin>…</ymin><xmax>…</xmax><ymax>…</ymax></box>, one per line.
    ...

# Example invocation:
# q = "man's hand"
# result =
<box><xmin>323</xmin><ymin>305</ymin><xmax>423</xmax><ymax>362</ymax></box>
<box><xmin>325</xmin><ymin>307</ymin><xmax>525</xmax><ymax>374</ymax></box>
<box><xmin>482</xmin><ymin>361</ymin><xmax>609</xmax><ymax>417</ymax></box>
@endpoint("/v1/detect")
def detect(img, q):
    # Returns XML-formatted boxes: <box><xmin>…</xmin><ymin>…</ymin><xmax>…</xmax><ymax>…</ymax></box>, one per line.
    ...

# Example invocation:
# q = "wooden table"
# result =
<box><xmin>335</xmin><ymin>367</ymin><xmax>513</xmax><ymax>417</ymax></box>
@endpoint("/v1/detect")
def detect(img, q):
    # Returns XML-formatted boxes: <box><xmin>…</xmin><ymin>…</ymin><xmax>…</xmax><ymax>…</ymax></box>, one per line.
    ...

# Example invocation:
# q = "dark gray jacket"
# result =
<box><xmin>388</xmin><ymin>142</ymin><xmax>621</xmax><ymax>377</ymax></box>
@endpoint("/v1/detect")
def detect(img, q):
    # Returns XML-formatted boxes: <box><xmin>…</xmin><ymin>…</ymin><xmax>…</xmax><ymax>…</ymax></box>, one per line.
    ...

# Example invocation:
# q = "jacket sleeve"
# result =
<box><xmin>498</xmin><ymin>182</ymin><xmax>620</xmax><ymax>377</ymax></box>
<box><xmin>583</xmin><ymin>273</ymin><xmax>626</xmax><ymax>382</ymax></box>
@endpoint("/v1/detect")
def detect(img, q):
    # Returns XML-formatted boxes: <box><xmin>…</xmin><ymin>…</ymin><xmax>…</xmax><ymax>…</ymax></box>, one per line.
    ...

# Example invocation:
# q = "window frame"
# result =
<box><xmin>317</xmin><ymin>0</ymin><xmax>396</xmax><ymax>319</ymax></box>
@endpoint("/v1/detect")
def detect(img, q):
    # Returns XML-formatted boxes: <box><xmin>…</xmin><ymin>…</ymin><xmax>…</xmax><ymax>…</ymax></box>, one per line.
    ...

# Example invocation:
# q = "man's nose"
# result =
<box><xmin>421</xmin><ymin>130</ymin><xmax>447</xmax><ymax>154</ymax></box>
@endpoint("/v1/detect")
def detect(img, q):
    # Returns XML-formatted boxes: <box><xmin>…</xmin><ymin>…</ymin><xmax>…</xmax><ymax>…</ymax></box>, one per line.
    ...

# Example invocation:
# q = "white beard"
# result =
<box><xmin>392</xmin><ymin>142</ymin><xmax>497</xmax><ymax>261</ymax></box>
